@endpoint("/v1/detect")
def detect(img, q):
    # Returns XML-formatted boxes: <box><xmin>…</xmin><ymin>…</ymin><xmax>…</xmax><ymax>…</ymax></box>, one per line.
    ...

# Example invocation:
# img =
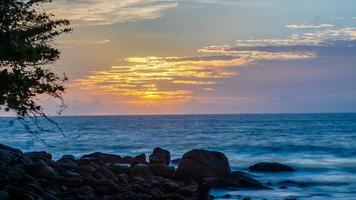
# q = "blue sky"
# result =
<box><xmin>18</xmin><ymin>0</ymin><xmax>356</xmax><ymax>115</ymax></box>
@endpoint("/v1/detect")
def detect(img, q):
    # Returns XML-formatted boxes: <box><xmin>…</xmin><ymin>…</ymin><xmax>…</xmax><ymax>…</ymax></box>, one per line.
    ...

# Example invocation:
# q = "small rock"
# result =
<box><xmin>25</xmin><ymin>151</ymin><xmax>52</xmax><ymax>164</ymax></box>
<box><xmin>131</xmin><ymin>153</ymin><xmax>147</xmax><ymax>167</ymax></box>
<box><xmin>0</xmin><ymin>191</ymin><xmax>9</xmax><ymax>200</ymax></box>
<box><xmin>108</xmin><ymin>164</ymin><xmax>130</xmax><ymax>175</ymax></box>
<box><xmin>96</xmin><ymin>166</ymin><xmax>115</xmax><ymax>179</ymax></box>
<box><xmin>249</xmin><ymin>162</ymin><xmax>294</xmax><ymax>172</ymax></box>
<box><xmin>130</xmin><ymin>164</ymin><xmax>153</xmax><ymax>177</ymax></box>
<box><xmin>79</xmin><ymin>185</ymin><xmax>95</xmax><ymax>198</ymax></box>
<box><xmin>118</xmin><ymin>174</ymin><xmax>129</xmax><ymax>184</ymax></box>
<box><xmin>161</xmin><ymin>180</ymin><xmax>181</xmax><ymax>193</ymax></box>
<box><xmin>26</xmin><ymin>160</ymin><xmax>58</xmax><ymax>179</ymax></box>
<box><xmin>150</xmin><ymin>163</ymin><xmax>175</xmax><ymax>178</ymax></box>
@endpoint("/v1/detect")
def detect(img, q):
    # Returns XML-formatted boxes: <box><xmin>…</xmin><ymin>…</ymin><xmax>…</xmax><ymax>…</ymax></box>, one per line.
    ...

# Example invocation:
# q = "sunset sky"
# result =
<box><xmin>37</xmin><ymin>0</ymin><xmax>356</xmax><ymax>115</ymax></box>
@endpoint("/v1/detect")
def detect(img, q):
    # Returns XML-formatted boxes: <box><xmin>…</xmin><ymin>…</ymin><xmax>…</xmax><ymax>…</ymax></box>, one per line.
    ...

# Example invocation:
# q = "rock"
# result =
<box><xmin>249</xmin><ymin>162</ymin><xmax>294</xmax><ymax>172</ymax></box>
<box><xmin>0</xmin><ymin>191</ymin><xmax>9</xmax><ymax>200</ymax></box>
<box><xmin>25</xmin><ymin>151</ymin><xmax>52</xmax><ymax>164</ymax></box>
<box><xmin>0</xmin><ymin>144</ymin><xmax>22</xmax><ymax>154</ymax></box>
<box><xmin>118</xmin><ymin>174</ymin><xmax>129</xmax><ymax>184</ymax></box>
<box><xmin>96</xmin><ymin>166</ymin><xmax>115</xmax><ymax>180</ymax></box>
<box><xmin>150</xmin><ymin>188</ymin><xmax>165</xmax><ymax>199</ymax></box>
<box><xmin>225</xmin><ymin>171</ymin><xmax>265</xmax><ymax>189</ymax></box>
<box><xmin>108</xmin><ymin>164</ymin><xmax>130</xmax><ymax>175</ymax></box>
<box><xmin>150</xmin><ymin>163</ymin><xmax>175</xmax><ymax>178</ymax></box>
<box><xmin>56</xmin><ymin>155</ymin><xmax>76</xmax><ymax>170</ymax></box>
<box><xmin>79</xmin><ymin>185</ymin><xmax>95</xmax><ymax>198</ymax></box>
<box><xmin>57</xmin><ymin>176</ymin><xmax>83</xmax><ymax>187</ymax></box>
<box><xmin>78</xmin><ymin>164</ymin><xmax>96</xmax><ymax>174</ymax></box>
<box><xmin>0</xmin><ymin>166</ymin><xmax>25</xmax><ymax>181</ymax></box>
<box><xmin>131</xmin><ymin>153</ymin><xmax>147</xmax><ymax>166</ymax></box>
<box><xmin>81</xmin><ymin>152</ymin><xmax>122</xmax><ymax>164</ymax></box>
<box><xmin>149</xmin><ymin>147</ymin><xmax>171</xmax><ymax>165</ymax></box>
<box><xmin>165</xmin><ymin>193</ymin><xmax>186</xmax><ymax>200</ymax></box>
<box><xmin>0</xmin><ymin>150</ymin><xmax>16</xmax><ymax>165</ymax></box>
<box><xmin>174</xmin><ymin>149</ymin><xmax>231</xmax><ymax>180</ymax></box>
<box><xmin>161</xmin><ymin>180</ymin><xmax>181</xmax><ymax>193</ymax></box>
<box><xmin>121</xmin><ymin>156</ymin><xmax>134</xmax><ymax>165</ymax></box>
<box><xmin>58</xmin><ymin>155</ymin><xmax>75</xmax><ymax>162</ymax></box>
<box><xmin>130</xmin><ymin>164</ymin><xmax>153</xmax><ymax>177</ymax></box>
<box><xmin>26</xmin><ymin>160</ymin><xmax>58</xmax><ymax>179</ymax></box>
<box><xmin>171</xmin><ymin>158</ymin><xmax>181</xmax><ymax>166</ymax></box>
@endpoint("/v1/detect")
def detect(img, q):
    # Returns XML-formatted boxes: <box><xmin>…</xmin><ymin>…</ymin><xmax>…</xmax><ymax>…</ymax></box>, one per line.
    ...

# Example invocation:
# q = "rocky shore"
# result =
<box><xmin>0</xmin><ymin>144</ymin><xmax>297</xmax><ymax>200</ymax></box>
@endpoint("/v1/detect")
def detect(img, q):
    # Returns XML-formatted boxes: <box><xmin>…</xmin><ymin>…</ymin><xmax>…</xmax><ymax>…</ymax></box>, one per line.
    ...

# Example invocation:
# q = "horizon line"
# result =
<box><xmin>0</xmin><ymin>111</ymin><xmax>355</xmax><ymax>118</ymax></box>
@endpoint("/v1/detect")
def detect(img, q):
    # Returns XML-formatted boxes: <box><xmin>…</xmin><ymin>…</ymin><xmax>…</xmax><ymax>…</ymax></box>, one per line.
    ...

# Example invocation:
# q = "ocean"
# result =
<box><xmin>0</xmin><ymin>113</ymin><xmax>355</xmax><ymax>199</ymax></box>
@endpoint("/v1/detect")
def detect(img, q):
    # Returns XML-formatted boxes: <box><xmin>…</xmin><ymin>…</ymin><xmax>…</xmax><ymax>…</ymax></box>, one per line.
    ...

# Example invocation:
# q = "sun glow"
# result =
<box><xmin>73</xmin><ymin>47</ymin><xmax>314</xmax><ymax>111</ymax></box>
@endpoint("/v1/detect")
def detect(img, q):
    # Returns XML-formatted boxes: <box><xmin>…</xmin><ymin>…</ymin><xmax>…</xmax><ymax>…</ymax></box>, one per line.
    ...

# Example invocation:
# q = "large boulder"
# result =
<box><xmin>0</xmin><ymin>144</ymin><xmax>22</xmax><ymax>154</ymax></box>
<box><xmin>81</xmin><ymin>152</ymin><xmax>122</xmax><ymax>164</ymax></box>
<box><xmin>149</xmin><ymin>163</ymin><xmax>175</xmax><ymax>178</ymax></box>
<box><xmin>249</xmin><ymin>162</ymin><xmax>294</xmax><ymax>172</ymax></box>
<box><xmin>174</xmin><ymin>149</ymin><xmax>231</xmax><ymax>180</ymax></box>
<box><xmin>149</xmin><ymin>147</ymin><xmax>171</xmax><ymax>166</ymax></box>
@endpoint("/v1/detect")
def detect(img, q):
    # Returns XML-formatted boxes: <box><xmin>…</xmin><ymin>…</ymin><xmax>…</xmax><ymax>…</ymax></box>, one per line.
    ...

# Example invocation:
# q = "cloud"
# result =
<box><xmin>47</xmin><ymin>0</ymin><xmax>271</xmax><ymax>26</ymax></box>
<box><xmin>190</xmin><ymin>0</ymin><xmax>271</xmax><ymax>6</ymax></box>
<box><xmin>57</xmin><ymin>39</ymin><xmax>111</xmax><ymax>45</ymax></box>
<box><xmin>48</xmin><ymin>0</ymin><xmax>178</xmax><ymax>26</ymax></box>
<box><xmin>286</xmin><ymin>24</ymin><xmax>334</xmax><ymax>29</ymax></box>
<box><xmin>73</xmin><ymin>47</ymin><xmax>313</xmax><ymax>110</ymax></box>
<box><xmin>231</xmin><ymin>28</ymin><xmax>356</xmax><ymax>47</ymax></box>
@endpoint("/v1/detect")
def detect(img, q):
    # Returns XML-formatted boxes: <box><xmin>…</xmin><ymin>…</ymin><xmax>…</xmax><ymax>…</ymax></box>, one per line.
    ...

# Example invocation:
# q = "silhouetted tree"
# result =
<box><xmin>0</xmin><ymin>0</ymin><xmax>71</xmax><ymax>124</ymax></box>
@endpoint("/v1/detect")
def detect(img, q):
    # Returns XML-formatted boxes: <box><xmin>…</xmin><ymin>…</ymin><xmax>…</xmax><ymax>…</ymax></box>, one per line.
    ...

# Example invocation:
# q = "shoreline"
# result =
<box><xmin>0</xmin><ymin>144</ymin><xmax>303</xmax><ymax>200</ymax></box>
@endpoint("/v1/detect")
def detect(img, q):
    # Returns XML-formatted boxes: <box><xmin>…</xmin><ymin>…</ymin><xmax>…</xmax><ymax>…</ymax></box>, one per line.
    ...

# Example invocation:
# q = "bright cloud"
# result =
<box><xmin>286</xmin><ymin>24</ymin><xmax>334</xmax><ymax>29</ymax></box>
<box><xmin>48</xmin><ymin>0</ymin><xmax>178</xmax><ymax>26</ymax></box>
<box><xmin>74</xmin><ymin>48</ymin><xmax>314</xmax><ymax>110</ymax></box>
<box><xmin>233</xmin><ymin>28</ymin><xmax>356</xmax><ymax>47</ymax></box>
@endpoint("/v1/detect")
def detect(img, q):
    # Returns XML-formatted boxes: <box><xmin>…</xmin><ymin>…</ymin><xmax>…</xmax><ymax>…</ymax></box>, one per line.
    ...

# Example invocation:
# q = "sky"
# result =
<box><xmin>26</xmin><ymin>0</ymin><xmax>356</xmax><ymax>115</ymax></box>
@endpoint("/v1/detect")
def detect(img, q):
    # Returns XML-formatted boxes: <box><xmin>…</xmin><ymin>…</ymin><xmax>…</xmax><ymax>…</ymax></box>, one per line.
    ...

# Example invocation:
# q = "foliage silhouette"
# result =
<box><xmin>0</xmin><ymin>0</ymin><xmax>71</xmax><ymax>127</ymax></box>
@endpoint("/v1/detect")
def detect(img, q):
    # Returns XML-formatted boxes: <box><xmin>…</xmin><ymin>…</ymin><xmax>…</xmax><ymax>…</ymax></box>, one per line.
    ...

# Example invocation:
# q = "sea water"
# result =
<box><xmin>0</xmin><ymin>113</ymin><xmax>355</xmax><ymax>199</ymax></box>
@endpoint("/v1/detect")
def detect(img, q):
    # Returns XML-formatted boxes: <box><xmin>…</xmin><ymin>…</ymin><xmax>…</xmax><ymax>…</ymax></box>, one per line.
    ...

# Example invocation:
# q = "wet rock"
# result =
<box><xmin>149</xmin><ymin>147</ymin><xmax>171</xmax><ymax>165</ymax></box>
<box><xmin>249</xmin><ymin>162</ymin><xmax>294</xmax><ymax>172</ymax></box>
<box><xmin>81</xmin><ymin>152</ymin><xmax>122</xmax><ymax>164</ymax></box>
<box><xmin>57</xmin><ymin>176</ymin><xmax>82</xmax><ymax>187</ymax></box>
<box><xmin>121</xmin><ymin>156</ymin><xmax>134</xmax><ymax>165</ymax></box>
<box><xmin>174</xmin><ymin>149</ymin><xmax>231</xmax><ymax>180</ymax></box>
<box><xmin>131</xmin><ymin>153</ymin><xmax>147</xmax><ymax>166</ymax></box>
<box><xmin>108</xmin><ymin>164</ymin><xmax>130</xmax><ymax>175</ymax></box>
<box><xmin>26</xmin><ymin>160</ymin><xmax>58</xmax><ymax>179</ymax></box>
<box><xmin>165</xmin><ymin>193</ymin><xmax>186</xmax><ymax>200</ymax></box>
<box><xmin>25</xmin><ymin>151</ymin><xmax>52</xmax><ymax>164</ymax></box>
<box><xmin>226</xmin><ymin>171</ymin><xmax>265</xmax><ymax>188</ymax></box>
<box><xmin>171</xmin><ymin>158</ymin><xmax>181</xmax><ymax>166</ymax></box>
<box><xmin>96</xmin><ymin>166</ymin><xmax>115</xmax><ymax>179</ymax></box>
<box><xmin>0</xmin><ymin>191</ymin><xmax>9</xmax><ymax>200</ymax></box>
<box><xmin>56</xmin><ymin>155</ymin><xmax>76</xmax><ymax>170</ymax></box>
<box><xmin>0</xmin><ymin>144</ymin><xmax>22</xmax><ymax>154</ymax></box>
<box><xmin>0</xmin><ymin>166</ymin><xmax>25</xmax><ymax>181</ymax></box>
<box><xmin>118</xmin><ymin>174</ymin><xmax>129</xmax><ymax>184</ymax></box>
<box><xmin>161</xmin><ymin>180</ymin><xmax>181</xmax><ymax>193</ymax></box>
<box><xmin>0</xmin><ymin>150</ymin><xmax>16</xmax><ymax>165</ymax></box>
<box><xmin>130</xmin><ymin>164</ymin><xmax>153</xmax><ymax>177</ymax></box>
<box><xmin>79</xmin><ymin>185</ymin><xmax>95</xmax><ymax>198</ymax></box>
<box><xmin>150</xmin><ymin>163</ymin><xmax>175</xmax><ymax>178</ymax></box>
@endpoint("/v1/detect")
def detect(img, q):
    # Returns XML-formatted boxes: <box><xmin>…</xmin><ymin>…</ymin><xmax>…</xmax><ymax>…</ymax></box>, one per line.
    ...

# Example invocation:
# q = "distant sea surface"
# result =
<box><xmin>0</xmin><ymin>113</ymin><xmax>355</xmax><ymax>199</ymax></box>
